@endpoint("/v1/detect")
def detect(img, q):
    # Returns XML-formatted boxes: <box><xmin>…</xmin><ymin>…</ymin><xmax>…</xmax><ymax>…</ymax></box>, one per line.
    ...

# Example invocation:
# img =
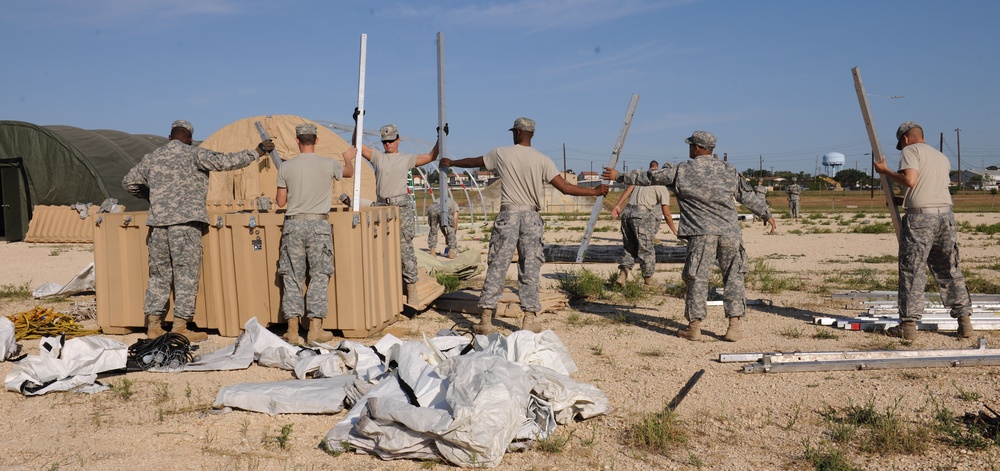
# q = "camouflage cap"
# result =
<box><xmin>295</xmin><ymin>123</ymin><xmax>317</xmax><ymax>136</ymax></box>
<box><xmin>509</xmin><ymin>117</ymin><xmax>536</xmax><ymax>133</ymax></box>
<box><xmin>171</xmin><ymin>120</ymin><xmax>194</xmax><ymax>134</ymax></box>
<box><xmin>895</xmin><ymin>121</ymin><xmax>921</xmax><ymax>150</ymax></box>
<box><xmin>684</xmin><ymin>130</ymin><xmax>716</xmax><ymax>149</ymax></box>
<box><xmin>792</xmin><ymin>177</ymin><xmax>797</xmax><ymax>182</ymax></box>
<box><xmin>380</xmin><ymin>124</ymin><xmax>399</xmax><ymax>141</ymax></box>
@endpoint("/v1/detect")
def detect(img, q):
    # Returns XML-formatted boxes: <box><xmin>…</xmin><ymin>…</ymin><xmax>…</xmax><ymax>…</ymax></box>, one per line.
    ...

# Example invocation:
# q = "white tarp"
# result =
<box><xmin>32</xmin><ymin>262</ymin><xmax>96</xmax><ymax>298</ymax></box>
<box><xmin>324</xmin><ymin>330</ymin><xmax>609</xmax><ymax>468</ymax></box>
<box><xmin>0</xmin><ymin>317</ymin><xmax>20</xmax><ymax>361</ymax></box>
<box><xmin>4</xmin><ymin>335</ymin><xmax>127</xmax><ymax>395</ymax></box>
<box><xmin>214</xmin><ymin>376</ymin><xmax>355</xmax><ymax>416</ymax></box>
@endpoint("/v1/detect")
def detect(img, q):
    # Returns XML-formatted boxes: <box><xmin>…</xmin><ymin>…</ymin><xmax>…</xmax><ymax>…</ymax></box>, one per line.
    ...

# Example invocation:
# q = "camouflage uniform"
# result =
<box><xmin>786</xmin><ymin>182</ymin><xmax>802</xmax><ymax>218</ymax></box>
<box><xmin>479</xmin><ymin>210</ymin><xmax>545</xmax><ymax>312</ymax></box>
<box><xmin>476</xmin><ymin>136</ymin><xmax>561</xmax><ymax>314</ymax></box>
<box><xmin>618</xmin><ymin>200</ymin><xmax>662</xmax><ymax>279</ymax></box>
<box><xmin>894</xmin><ymin>141</ymin><xmax>972</xmax><ymax>322</ymax></box>
<box><xmin>123</xmin><ymin>139</ymin><xmax>259</xmax><ymax>320</ymax></box>
<box><xmin>427</xmin><ymin>199</ymin><xmax>458</xmax><ymax>254</ymax></box>
<box><xmin>277</xmin><ymin>219</ymin><xmax>334</xmax><ymax>318</ymax></box>
<box><xmin>619</xmin><ymin>155</ymin><xmax>771</xmax><ymax>322</ymax></box>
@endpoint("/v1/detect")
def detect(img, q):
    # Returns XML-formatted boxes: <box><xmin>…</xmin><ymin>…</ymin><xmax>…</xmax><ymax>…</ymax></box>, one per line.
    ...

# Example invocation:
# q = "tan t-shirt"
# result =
<box><xmin>276</xmin><ymin>153</ymin><xmax>344</xmax><ymax>215</ymax></box>
<box><xmin>628</xmin><ymin>185</ymin><xmax>670</xmax><ymax>211</ymax></box>
<box><xmin>482</xmin><ymin>145</ymin><xmax>561</xmax><ymax>210</ymax></box>
<box><xmin>370</xmin><ymin>148</ymin><xmax>417</xmax><ymax>200</ymax></box>
<box><xmin>899</xmin><ymin>142</ymin><xmax>953</xmax><ymax>209</ymax></box>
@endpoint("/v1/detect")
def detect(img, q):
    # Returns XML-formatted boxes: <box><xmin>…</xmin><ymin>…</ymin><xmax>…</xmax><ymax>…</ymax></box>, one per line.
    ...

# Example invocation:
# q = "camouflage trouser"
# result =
<box><xmin>144</xmin><ymin>223</ymin><xmax>205</xmax><ymax>320</ymax></box>
<box><xmin>682</xmin><ymin>234</ymin><xmax>748</xmax><ymax>322</ymax></box>
<box><xmin>619</xmin><ymin>205</ymin><xmax>660</xmax><ymax>278</ymax></box>
<box><xmin>478</xmin><ymin>210</ymin><xmax>544</xmax><ymax>313</ymax></box>
<box><xmin>277</xmin><ymin>219</ymin><xmax>333</xmax><ymax>319</ymax></box>
<box><xmin>427</xmin><ymin>210</ymin><xmax>457</xmax><ymax>253</ymax></box>
<box><xmin>398</xmin><ymin>203</ymin><xmax>418</xmax><ymax>284</ymax></box>
<box><xmin>789</xmin><ymin>198</ymin><xmax>800</xmax><ymax>218</ymax></box>
<box><xmin>898</xmin><ymin>212</ymin><xmax>972</xmax><ymax>322</ymax></box>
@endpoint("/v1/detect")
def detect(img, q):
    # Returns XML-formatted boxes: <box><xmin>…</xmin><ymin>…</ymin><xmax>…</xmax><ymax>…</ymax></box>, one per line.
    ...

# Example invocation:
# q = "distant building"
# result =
<box><xmin>579</xmin><ymin>171</ymin><xmax>601</xmax><ymax>182</ymax></box>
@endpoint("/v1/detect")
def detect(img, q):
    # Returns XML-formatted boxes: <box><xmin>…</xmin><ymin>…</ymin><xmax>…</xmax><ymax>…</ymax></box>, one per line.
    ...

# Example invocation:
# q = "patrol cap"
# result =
<box><xmin>295</xmin><ymin>123</ymin><xmax>317</xmax><ymax>136</ymax></box>
<box><xmin>380</xmin><ymin>124</ymin><xmax>399</xmax><ymax>141</ymax></box>
<box><xmin>509</xmin><ymin>117</ymin><xmax>535</xmax><ymax>133</ymax></box>
<box><xmin>895</xmin><ymin>121</ymin><xmax>921</xmax><ymax>150</ymax></box>
<box><xmin>792</xmin><ymin>177</ymin><xmax>797</xmax><ymax>182</ymax></box>
<box><xmin>684</xmin><ymin>130</ymin><xmax>716</xmax><ymax>149</ymax></box>
<box><xmin>171</xmin><ymin>120</ymin><xmax>194</xmax><ymax>134</ymax></box>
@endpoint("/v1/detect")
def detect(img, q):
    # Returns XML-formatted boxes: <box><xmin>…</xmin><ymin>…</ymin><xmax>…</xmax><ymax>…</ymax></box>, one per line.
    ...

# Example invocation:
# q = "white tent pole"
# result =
<box><xmin>352</xmin><ymin>34</ymin><xmax>367</xmax><ymax>212</ymax></box>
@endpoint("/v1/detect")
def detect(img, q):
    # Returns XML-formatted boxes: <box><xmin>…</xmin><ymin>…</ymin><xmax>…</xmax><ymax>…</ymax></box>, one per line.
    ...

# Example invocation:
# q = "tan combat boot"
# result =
<box><xmin>474</xmin><ymin>308</ymin><xmax>495</xmax><ymax>335</ymax></box>
<box><xmin>429</xmin><ymin>246</ymin><xmax>437</xmax><ymax>256</ymax></box>
<box><xmin>283</xmin><ymin>316</ymin><xmax>304</xmax><ymax>345</ymax></box>
<box><xmin>171</xmin><ymin>319</ymin><xmax>208</xmax><ymax>342</ymax></box>
<box><xmin>887</xmin><ymin>320</ymin><xmax>917</xmax><ymax>340</ymax></box>
<box><xmin>724</xmin><ymin>316</ymin><xmax>743</xmax><ymax>342</ymax></box>
<box><xmin>643</xmin><ymin>276</ymin><xmax>654</xmax><ymax>286</ymax></box>
<box><xmin>957</xmin><ymin>315</ymin><xmax>974</xmax><ymax>339</ymax></box>
<box><xmin>145</xmin><ymin>315</ymin><xmax>165</xmax><ymax>339</ymax></box>
<box><xmin>678</xmin><ymin>320</ymin><xmax>702</xmax><ymax>341</ymax></box>
<box><xmin>521</xmin><ymin>312</ymin><xmax>541</xmax><ymax>333</ymax></box>
<box><xmin>448</xmin><ymin>248</ymin><xmax>457</xmax><ymax>259</ymax></box>
<box><xmin>406</xmin><ymin>283</ymin><xmax>420</xmax><ymax>307</ymax></box>
<box><xmin>617</xmin><ymin>268</ymin><xmax>629</xmax><ymax>287</ymax></box>
<box><xmin>307</xmin><ymin>317</ymin><xmax>334</xmax><ymax>344</ymax></box>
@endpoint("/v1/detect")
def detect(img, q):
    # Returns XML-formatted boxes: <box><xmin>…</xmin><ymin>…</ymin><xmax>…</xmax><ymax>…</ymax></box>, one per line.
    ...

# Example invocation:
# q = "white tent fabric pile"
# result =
<box><xmin>4</xmin><ymin>335</ymin><xmax>126</xmax><ymax>395</ymax></box>
<box><xmin>208</xmin><ymin>319</ymin><xmax>609</xmax><ymax>468</ymax></box>
<box><xmin>0</xmin><ymin>317</ymin><xmax>20</xmax><ymax>361</ymax></box>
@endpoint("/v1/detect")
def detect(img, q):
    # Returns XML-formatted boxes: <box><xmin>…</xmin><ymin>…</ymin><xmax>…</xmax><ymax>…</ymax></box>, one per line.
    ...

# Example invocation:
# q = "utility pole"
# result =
<box><xmin>956</xmin><ymin>128</ymin><xmax>962</xmax><ymax>190</ymax></box>
<box><xmin>562</xmin><ymin>143</ymin><xmax>567</xmax><ymax>179</ymax></box>
<box><xmin>723</xmin><ymin>152</ymin><xmax>727</xmax><ymax>162</ymax></box>
<box><xmin>939</xmin><ymin>132</ymin><xmax>944</xmax><ymax>153</ymax></box>
<box><xmin>759</xmin><ymin>155</ymin><xmax>763</xmax><ymax>179</ymax></box>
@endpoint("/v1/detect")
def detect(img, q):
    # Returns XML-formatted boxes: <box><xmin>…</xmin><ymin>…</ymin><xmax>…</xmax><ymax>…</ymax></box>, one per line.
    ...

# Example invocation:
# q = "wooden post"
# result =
<box><xmin>851</xmin><ymin>67</ymin><xmax>901</xmax><ymax>242</ymax></box>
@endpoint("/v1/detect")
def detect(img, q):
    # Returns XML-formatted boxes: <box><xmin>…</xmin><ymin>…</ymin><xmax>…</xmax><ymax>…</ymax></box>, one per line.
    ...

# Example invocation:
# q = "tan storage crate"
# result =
<box><xmin>94</xmin><ymin>206</ymin><xmax>402</xmax><ymax>338</ymax></box>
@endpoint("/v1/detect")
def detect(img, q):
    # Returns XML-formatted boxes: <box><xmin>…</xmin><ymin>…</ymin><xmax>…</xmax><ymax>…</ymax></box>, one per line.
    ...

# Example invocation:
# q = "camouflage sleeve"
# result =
<box><xmin>122</xmin><ymin>161</ymin><xmax>149</xmax><ymax>200</ymax></box>
<box><xmin>194</xmin><ymin>148</ymin><xmax>260</xmax><ymax>172</ymax></box>
<box><xmin>736</xmin><ymin>173</ymin><xmax>771</xmax><ymax>219</ymax></box>
<box><xmin>618</xmin><ymin>164</ymin><xmax>677</xmax><ymax>188</ymax></box>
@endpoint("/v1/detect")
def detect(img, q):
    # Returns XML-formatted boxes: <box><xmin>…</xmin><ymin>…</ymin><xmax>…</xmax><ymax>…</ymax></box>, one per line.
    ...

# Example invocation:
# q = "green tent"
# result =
<box><xmin>0</xmin><ymin>120</ymin><xmax>165</xmax><ymax>241</ymax></box>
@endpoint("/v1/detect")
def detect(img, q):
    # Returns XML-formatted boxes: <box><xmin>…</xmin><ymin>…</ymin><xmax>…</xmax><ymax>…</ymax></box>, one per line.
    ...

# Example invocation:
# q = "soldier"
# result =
<box><xmin>610</xmin><ymin>160</ymin><xmax>677</xmax><ymax>286</ymax></box>
<box><xmin>275</xmin><ymin>123</ymin><xmax>354</xmax><ymax>345</ymax></box>
<box><xmin>346</xmin><ymin>116</ymin><xmax>441</xmax><ymax>307</ymax></box>
<box><xmin>441</xmin><ymin>117</ymin><xmax>608</xmax><ymax>333</ymax></box>
<box><xmin>874</xmin><ymin>121</ymin><xmax>974</xmax><ymax>340</ymax></box>
<box><xmin>786</xmin><ymin>177</ymin><xmax>802</xmax><ymax>219</ymax></box>
<box><xmin>602</xmin><ymin>131</ymin><xmax>775</xmax><ymax>342</ymax></box>
<box><xmin>427</xmin><ymin>192</ymin><xmax>460</xmax><ymax>258</ymax></box>
<box><xmin>123</xmin><ymin>120</ymin><xmax>274</xmax><ymax>341</ymax></box>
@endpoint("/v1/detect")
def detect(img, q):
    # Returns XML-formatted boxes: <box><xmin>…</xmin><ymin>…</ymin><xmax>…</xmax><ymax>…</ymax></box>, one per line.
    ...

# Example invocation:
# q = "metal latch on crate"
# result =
<box><xmin>216</xmin><ymin>216</ymin><xmax>224</xmax><ymax>228</ymax></box>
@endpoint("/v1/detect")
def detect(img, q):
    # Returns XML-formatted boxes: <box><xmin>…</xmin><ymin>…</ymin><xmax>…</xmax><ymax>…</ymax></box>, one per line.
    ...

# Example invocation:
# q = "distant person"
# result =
<box><xmin>346</xmin><ymin>113</ymin><xmax>441</xmax><ymax>308</ymax></box>
<box><xmin>610</xmin><ymin>160</ymin><xmax>677</xmax><ymax>286</ymax></box>
<box><xmin>753</xmin><ymin>180</ymin><xmax>768</xmax><ymax>220</ymax></box>
<box><xmin>874</xmin><ymin>121</ymin><xmax>974</xmax><ymax>340</ymax></box>
<box><xmin>123</xmin><ymin>120</ymin><xmax>273</xmax><ymax>341</ymax></box>
<box><xmin>427</xmin><ymin>192</ymin><xmax>460</xmax><ymax>258</ymax></box>
<box><xmin>275</xmin><ymin>123</ymin><xmax>354</xmax><ymax>345</ymax></box>
<box><xmin>441</xmin><ymin>117</ymin><xmax>608</xmax><ymax>334</ymax></box>
<box><xmin>602</xmin><ymin>131</ymin><xmax>774</xmax><ymax>342</ymax></box>
<box><xmin>786</xmin><ymin>177</ymin><xmax>802</xmax><ymax>219</ymax></box>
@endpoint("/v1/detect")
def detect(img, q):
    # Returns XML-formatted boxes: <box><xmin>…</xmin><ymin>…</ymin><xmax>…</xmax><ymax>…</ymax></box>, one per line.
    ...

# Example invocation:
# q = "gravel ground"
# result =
<box><xmin>1</xmin><ymin>211</ymin><xmax>999</xmax><ymax>470</ymax></box>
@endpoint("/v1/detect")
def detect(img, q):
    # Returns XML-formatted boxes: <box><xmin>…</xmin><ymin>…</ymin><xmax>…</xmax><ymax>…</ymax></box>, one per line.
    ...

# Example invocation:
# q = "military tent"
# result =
<box><xmin>0</xmin><ymin>120</ymin><xmax>165</xmax><ymax>241</ymax></box>
<box><xmin>202</xmin><ymin>115</ymin><xmax>376</xmax><ymax>207</ymax></box>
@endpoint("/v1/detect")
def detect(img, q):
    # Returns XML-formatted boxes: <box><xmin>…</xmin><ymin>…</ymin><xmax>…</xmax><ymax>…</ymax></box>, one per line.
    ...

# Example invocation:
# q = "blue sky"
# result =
<box><xmin>3</xmin><ymin>0</ymin><xmax>998</xmax><ymax>177</ymax></box>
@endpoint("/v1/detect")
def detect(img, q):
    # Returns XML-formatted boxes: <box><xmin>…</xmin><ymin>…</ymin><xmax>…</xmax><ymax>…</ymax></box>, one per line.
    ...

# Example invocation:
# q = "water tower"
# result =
<box><xmin>822</xmin><ymin>152</ymin><xmax>845</xmax><ymax>176</ymax></box>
